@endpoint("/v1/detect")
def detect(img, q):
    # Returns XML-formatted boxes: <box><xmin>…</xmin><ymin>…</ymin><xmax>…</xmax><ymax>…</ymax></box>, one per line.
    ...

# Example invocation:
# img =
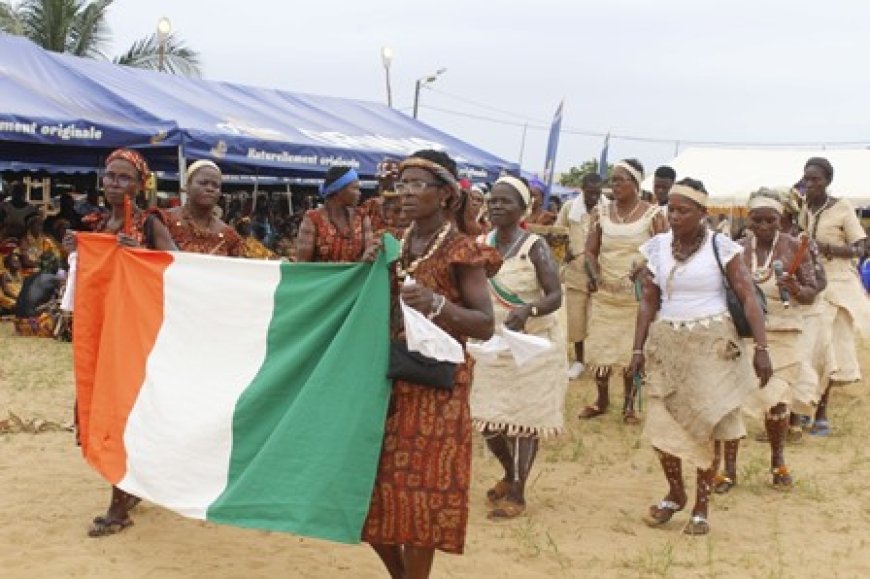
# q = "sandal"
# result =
<box><xmin>683</xmin><ymin>514</ymin><xmax>710</xmax><ymax>536</ymax></box>
<box><xmin>486</xmin><ymin>480</ymin><xmax>511</xmax><ymax>504</ymax></box>
<box><xmin>713</xmin><ymin>473</ymin><xmax>736</xmax><ymax>494</ymax></box>
<box><xmin>644</xmin><ymin>499</ymin><xmax>684</xmax><ymax>526</ymax></box>
<box><xmin>622</xmin><ymin>410</ymin><xmax>641</xmax><ymax>425</ymax></box>
<box><xmin>771</xmin><ymin>465</ymin><xmax>794</xmax><ymax>488</ymax></box>
<box><xmin>809</xmin><ymin>420</ymin><xmax>831</xmax><ymax>437</ymax></box>
<box><xmin>578</xmin><ymin>404</ymin><xmax>607</xmax><ymax>420</ymax></box>
<box><xmin>487</xmin><ymin>499</ymin><xmax>526</xmax><ymax>520</ymax></box>
<box><xmin>88</xmin><ymin>515</ymin><xmax>133</xmax><ymax>538</ymax></box>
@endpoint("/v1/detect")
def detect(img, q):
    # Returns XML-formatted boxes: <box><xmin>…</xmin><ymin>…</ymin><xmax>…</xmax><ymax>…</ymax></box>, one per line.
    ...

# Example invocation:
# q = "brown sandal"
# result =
<box><xmin>486</xmin><ymin>480</ymin><xmax>511</xmax><ymax>504</ymax></box>
<box><xmin>488</xmin><ymin>499</ymin><xmax>526</xmax><ymax>520</ymax></box>
<box><xmin>578</xmin><ymin>404</ymin><xmax>607</xmax><ymax>420</ymax></box>
<box><xmin>88</xmin><ymin>516</ymin><xmax>133</xmax><ymax>538</ymax></box>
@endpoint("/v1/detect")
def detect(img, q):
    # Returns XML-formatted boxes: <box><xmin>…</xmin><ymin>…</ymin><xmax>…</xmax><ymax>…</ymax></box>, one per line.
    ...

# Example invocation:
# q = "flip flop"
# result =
<box><xmin>809</xmin><ymin>420</ymin><xmax>831</xmax><ymax>437</ymax></box>
<box><xmin>488</xmin><ymin>499</ymin><xmax>526</xmax><ymax>520</ymax></box>
<box><xmin>683</xmin><ymin>514</ymin><xmax>710</xmax><ymax>536</ymax></box>
<box><xmin>622</xmin><ymin>410</ymin><xmax>641</xmax><ymax>425</ymax></box>
<box><xmin>578</xmin><ymin>404</ymin><xmax>607</xmax><ymax>420</ymax></box>
<box><xmin>88</xmin><ymin>516</ymin><xmax>133</xmax><ymax>538</ymax></box>
<box><xmin>644</xmin><ymin>499</ymin><xmax>684</xmax><ymax>526</ymax></box>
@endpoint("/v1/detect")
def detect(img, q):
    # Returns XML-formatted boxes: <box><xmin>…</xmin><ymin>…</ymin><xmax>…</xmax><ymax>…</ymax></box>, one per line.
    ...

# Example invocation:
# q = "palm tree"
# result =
<box><xmin>0</xmin><ymin>0</ymin><xmax>201</xmax><ymax>76</ymax></box>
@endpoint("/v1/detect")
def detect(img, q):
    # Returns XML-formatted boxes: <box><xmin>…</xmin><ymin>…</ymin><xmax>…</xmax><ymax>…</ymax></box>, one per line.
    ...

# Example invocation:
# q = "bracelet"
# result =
<box><xmin>428</xmin><ymin>293</ymin><xmax>447</xmax><ymax>320</ymax></box>
<box><xmin>632</xmin><ymin>349</ymin><xmax>644</xmax><ymax>356</ymax></box>
<box><xmin>754</xmin><ymin>344</ymin><xmax>769</xmax><ymax>351</ymax></box>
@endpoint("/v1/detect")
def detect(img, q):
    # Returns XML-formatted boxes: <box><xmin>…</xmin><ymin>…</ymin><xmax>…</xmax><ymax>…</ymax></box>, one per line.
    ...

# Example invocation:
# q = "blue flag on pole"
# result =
<box><xmin>598</xmin><ymin>133</ymin><xmax>610</xmax><ymax>180</ymax></box>
<box><xmin>542</xmin><ymin>100</ymin><xmax>564</xmax><ymax>204</ymax></box>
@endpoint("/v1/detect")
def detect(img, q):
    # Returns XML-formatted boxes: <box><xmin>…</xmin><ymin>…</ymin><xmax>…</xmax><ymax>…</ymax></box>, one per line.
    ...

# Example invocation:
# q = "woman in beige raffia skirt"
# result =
<box><xmin>470</xmin><ymin>176</ymin><xmax>565</xmax><ymax>520</ymax></box>
<box><xmin>580</xmin><ymin>159</ymin><xmax>667</xmax><ymax>424</ymax></box>
<box><xmin>629</xmin><ymin>179</ymin><xmax>772</xmax><ymax>536</ymax></box>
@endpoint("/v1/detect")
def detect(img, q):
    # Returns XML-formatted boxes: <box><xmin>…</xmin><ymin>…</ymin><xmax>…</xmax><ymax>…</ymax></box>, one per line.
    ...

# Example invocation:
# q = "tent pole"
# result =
<box><xmin>286</xmin><ymin>184</ymin><xmax>293</xmax><ymax>215</ymax></box>
<box><xmin>178</xmin><ymin>145</ymin><xmax>187</xmax><ymax>205</ymax></box>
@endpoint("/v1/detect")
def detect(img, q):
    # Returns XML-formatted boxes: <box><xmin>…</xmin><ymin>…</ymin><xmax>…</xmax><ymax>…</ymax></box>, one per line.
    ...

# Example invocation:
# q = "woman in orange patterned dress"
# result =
<box><xmin>295</xmin><ymin>166</ymin><xmax>376</xmax><ymax>262</ymax></box>
<box><xmin>363</xmin><ymin>151</ymin><xmax>501</xmax><ymax>579</ymax></box>
<box><xmin>162</xmin><ymin>161</ymin><xmax>243</xmax><ymax>257</ymax></box>
<box><xmin>73</xmin><ymin>149</ymin><xmax>177</xmax><ymax>538</ymax></box>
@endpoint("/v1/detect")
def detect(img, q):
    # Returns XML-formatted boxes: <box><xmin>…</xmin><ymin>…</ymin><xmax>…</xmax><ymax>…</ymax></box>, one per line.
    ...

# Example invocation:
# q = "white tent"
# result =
<box><xmin>642</xmin><ymin>147</ymin><xmax>870</xmax><ymax>206</ymax></box>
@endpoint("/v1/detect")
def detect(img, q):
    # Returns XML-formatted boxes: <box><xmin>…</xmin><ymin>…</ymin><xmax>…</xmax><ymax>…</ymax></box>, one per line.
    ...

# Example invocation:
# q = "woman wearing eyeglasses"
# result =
<box><xmin>579</xmin><ymin>159</ymin><xmax>667</xmax><ymax>423</ymax></box>
<box><xmin>363</xmin><ymin>150</ymin><xmax>501</xmax><ymax>579</ymax></box>
<box><xmin>296</xmin><ymin>165</ymin><xmax>378</xmax><ymax>263</ymax></box>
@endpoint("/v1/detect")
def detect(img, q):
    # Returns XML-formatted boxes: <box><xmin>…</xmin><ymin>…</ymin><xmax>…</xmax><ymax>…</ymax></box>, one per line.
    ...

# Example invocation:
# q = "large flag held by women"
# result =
<box><xmin>74</xmin><ymin>233</ymin><xmax>397</xmax><ymax>543</ymax></box>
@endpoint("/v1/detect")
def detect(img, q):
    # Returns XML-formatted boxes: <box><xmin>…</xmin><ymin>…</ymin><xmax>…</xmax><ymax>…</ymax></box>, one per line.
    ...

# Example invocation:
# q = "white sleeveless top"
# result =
<box><xmin>640</xmin><ymin>230</ymin><xmax>743</xmax><ymax>322</ymax></box>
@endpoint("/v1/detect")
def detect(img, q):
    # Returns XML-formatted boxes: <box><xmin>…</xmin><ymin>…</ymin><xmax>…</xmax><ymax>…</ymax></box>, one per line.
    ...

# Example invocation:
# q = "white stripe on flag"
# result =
<box><xmin>119</xmin><ymin>254</ymin><xmax>282</xmax><ymax>517</ymax></box>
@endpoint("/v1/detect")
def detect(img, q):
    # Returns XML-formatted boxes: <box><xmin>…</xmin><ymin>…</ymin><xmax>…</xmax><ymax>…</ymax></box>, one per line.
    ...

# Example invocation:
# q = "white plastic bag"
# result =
<box><xmin>401</xmin><ymin>278</ymin><xmax>465</xmax><ymax>364</ymax></box>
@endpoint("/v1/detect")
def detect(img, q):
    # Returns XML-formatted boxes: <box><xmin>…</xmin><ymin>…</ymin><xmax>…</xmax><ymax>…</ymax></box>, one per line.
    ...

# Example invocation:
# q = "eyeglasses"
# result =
<box><xmin>102</xmin><ymin>172</ymin><xmax>135</xmax><ymax>188</ymax></box>
<box><xmin>394</xmin><ymin>180</ymin><xmax>440</xmax><ymax>195</ymax></box>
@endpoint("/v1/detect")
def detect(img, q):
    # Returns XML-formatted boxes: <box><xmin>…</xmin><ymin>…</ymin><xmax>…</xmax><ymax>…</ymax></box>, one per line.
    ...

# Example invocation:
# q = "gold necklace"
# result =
<box><xmin>613</xmin><ymin>199</ymin><xmax>641</xmax><ymax>224</ymax></box>
<box><xmin>397</xmin><ymin>220</ymin><xmax>452</xmax><ymax>280</ymax></box>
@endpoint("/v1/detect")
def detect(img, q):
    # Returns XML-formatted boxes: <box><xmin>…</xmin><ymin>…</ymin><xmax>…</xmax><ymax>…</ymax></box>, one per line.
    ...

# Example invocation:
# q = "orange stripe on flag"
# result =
<box><xmin>74</xmin><ymin>234</ymin><xmax>173</xmax><ymax>484</ymax></box>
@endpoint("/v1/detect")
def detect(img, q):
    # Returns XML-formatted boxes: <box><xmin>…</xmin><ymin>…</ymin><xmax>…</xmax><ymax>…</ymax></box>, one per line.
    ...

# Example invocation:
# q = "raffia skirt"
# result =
<box><xmin>742</xmin><ymin>308</ymin><xmax>816</xmax><ymax>419</ymax></box>
<box><xmin>642</xmin><ymin>317</ymin><xmax>756</xmax><ymax>470</ymax></box>
<box><xmin>471</xmin><ymin>314</ymin><xmax>568</xmax><ymax>438</ymax></box>
<box><xmin>565</xmin><ymin>287</ymin><xmax>591</xmax><ymax>343</ymax></box>
<box><xmin>585</xmin><ymin>288</ymin><xmax>637</xmax><ymax>371</ymax></box>
<box><xmin>822</xmin><ymin>275</ymin><xmax>870</xmax><ymax>384</ymax></box>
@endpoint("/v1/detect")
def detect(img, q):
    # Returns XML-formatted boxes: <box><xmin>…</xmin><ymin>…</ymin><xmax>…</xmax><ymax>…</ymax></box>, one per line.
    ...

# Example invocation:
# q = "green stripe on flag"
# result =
<box><xmin>207</xmin><ymin>237</ymin><xmax>399</xmax><ymax>543</ymax></box>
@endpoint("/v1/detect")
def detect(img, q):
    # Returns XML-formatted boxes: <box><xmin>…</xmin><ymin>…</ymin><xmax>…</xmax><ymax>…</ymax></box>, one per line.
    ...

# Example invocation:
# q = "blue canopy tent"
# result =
<box><xmin>0</xmin><ymin>33</ymin><xmax>516</xmax><ymax>182</ymax></box>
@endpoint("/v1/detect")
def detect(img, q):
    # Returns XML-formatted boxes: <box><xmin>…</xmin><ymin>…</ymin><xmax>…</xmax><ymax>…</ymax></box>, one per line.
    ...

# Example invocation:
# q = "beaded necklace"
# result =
<box><xmin>750</xmin><ymin>230</ymin><xmax>779</xmax><ymax>283</ymax></box>
<box><xmin>397</xmin><ymin>220</ymin><xmax>452</xmax><ymax>280</ymax></box>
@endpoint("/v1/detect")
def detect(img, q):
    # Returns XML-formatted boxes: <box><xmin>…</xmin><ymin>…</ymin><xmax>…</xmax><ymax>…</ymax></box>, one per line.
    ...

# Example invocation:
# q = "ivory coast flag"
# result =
<box><xmin>74</xmin><ymin>233</ymin><xmax>397</xmax><ymax>544</ymax></box>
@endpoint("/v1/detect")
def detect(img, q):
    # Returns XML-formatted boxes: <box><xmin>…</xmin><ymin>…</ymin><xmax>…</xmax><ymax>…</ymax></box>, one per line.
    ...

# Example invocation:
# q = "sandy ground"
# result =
<box><xmin>2</xmin><ymin>322</ymin><xmax>870</xmax><ymax>578</ymax></box>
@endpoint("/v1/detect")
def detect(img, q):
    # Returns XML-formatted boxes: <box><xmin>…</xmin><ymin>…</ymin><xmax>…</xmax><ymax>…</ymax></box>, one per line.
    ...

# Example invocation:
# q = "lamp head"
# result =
<box><xmin>157</xmin><ymin>17</ymin><xmax>172</xmax><ymax>38</ymax></box>
<box><xmin>380</xmin><ymin>46</ymin><xmax>394</xmax><ymax>68</ymax></box>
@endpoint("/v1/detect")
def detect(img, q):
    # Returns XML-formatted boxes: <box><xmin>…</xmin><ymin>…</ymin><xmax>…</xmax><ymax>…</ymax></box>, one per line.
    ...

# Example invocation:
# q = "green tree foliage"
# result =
<box><xmin>0</xmin><ymin>0</ymin><xmax>201</xmax><ymax>76</ymax></box>
<box><xmin>559</xmin><ymin>159</ymin><xmax>613</xmax><ymax>187</ymax></box>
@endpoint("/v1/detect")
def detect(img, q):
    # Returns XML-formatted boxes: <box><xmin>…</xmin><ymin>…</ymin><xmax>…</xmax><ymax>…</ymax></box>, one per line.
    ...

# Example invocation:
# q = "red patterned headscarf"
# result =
<box><xmin>106</xmin><ymin>148</ymin><xmax>150</xmax><ymax>191</ymax></box>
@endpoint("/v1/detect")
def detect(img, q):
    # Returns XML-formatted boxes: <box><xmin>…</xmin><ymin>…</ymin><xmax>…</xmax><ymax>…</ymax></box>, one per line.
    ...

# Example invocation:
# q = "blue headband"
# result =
<box><xmin>320</xmin><ymin>168</ymin><xmax>359</xmax><ymax>198</ymax></box>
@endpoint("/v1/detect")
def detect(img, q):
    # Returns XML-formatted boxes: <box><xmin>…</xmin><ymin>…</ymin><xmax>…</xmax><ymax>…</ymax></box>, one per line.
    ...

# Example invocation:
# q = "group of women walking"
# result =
<box><xmin>67</xmin><ymin>147</ymin><xmax>867</xmax><ymax>578</ymax></box>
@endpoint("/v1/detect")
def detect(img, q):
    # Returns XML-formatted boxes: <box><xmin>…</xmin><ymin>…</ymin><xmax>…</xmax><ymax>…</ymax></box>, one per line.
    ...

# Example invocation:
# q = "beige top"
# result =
<box><xmin>555</xmin><ymin>199</ymin><xmax>594</xmax><ymax>290</ymax></box>
<box><xmin>597</xmin><ymin>204</ymin><xmax>660</xmax><ymax>294</ymax></box>
<box><xmin>804</xmin><ymin>198</ymin><xmax>866</xmax><ymax>280</ymax></box>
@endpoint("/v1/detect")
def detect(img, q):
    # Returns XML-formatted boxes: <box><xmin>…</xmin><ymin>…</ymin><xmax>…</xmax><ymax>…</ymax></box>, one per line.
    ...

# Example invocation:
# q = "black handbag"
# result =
<box><xmin>387</xmin><ymin>341</ymin><xmax>457</xmax><ymax>390</ymax></box>
<box><xmin>711</xmin><ymin>233</ymin><xmax>767</xmax><ymax>338</ymax></box>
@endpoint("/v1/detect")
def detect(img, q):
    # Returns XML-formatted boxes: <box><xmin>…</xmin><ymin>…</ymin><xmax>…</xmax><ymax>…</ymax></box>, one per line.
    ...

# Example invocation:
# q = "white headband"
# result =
<box><xmin>186</xmin><ymin>159</ymin><xmax>221</xmax><ymax>181</ymax></box>
<box><xmin>747</xmin><ymin>194</ymin><xmax>784</xmax><ymax>215</ymax></box>
<box><xmin>668</xmin><ymin>184</ymin><xmax>708</xmax><ymax>207</ymax></box>
<box><xmin>613</xmin><ymin>161</ymin><xmax>643</xmax><ymax>190</ymax></box>
<box><xmin>494</xmin><ymin>176</ymin><xmax>532</xmax><ymax>209</ymax></box>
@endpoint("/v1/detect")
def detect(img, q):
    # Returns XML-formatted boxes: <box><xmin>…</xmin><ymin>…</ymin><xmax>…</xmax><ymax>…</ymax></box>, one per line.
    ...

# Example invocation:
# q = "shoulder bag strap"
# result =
<box><xmin>711</xmin><ymin>232</ymin><xmax>733</xmax><ymax>290</ymax></box>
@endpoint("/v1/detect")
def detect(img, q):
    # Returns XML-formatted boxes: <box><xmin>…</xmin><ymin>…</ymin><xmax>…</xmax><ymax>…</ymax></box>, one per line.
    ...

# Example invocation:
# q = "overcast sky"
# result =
<box><xmin>105</xmin><ymin>0</ymin><xmax>870</xmax><ymax>176</ymax></box>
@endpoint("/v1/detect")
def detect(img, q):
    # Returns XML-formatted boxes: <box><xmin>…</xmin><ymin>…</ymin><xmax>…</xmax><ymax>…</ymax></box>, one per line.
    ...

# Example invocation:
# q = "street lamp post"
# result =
<box><xmin>157</xmin><ymin>17</ymin><xmax>172</xmax><ymax>72</ymax></box>
<box><xmin>381</xmin><ymin>47</ymin><xmax>394</xmax><ymax>108</ymax></box>
<box><xmin>412</xmin><ymin>67</ymin><xmax>446</xmax><ymax>119</ymax></box>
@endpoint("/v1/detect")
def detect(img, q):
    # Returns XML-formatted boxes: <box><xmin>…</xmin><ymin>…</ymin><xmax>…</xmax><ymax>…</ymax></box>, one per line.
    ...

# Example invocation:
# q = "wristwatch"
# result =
<box><xmin>529</xmin><ymin>305</ymin><xmax>539</xmax><ymax>317</ymax></box>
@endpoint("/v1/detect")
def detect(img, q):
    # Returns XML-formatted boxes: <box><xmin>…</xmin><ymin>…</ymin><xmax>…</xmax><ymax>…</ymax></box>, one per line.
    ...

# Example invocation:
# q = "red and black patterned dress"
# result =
<box><xmin>363</xmin><ymin>232</ymin><xmax>501</xmax><ymax>554</ymax></box>
<box><xmin>305</xmin><ymin>208</ymin><xmax>366</xmax><ymax>262</ymax></box>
